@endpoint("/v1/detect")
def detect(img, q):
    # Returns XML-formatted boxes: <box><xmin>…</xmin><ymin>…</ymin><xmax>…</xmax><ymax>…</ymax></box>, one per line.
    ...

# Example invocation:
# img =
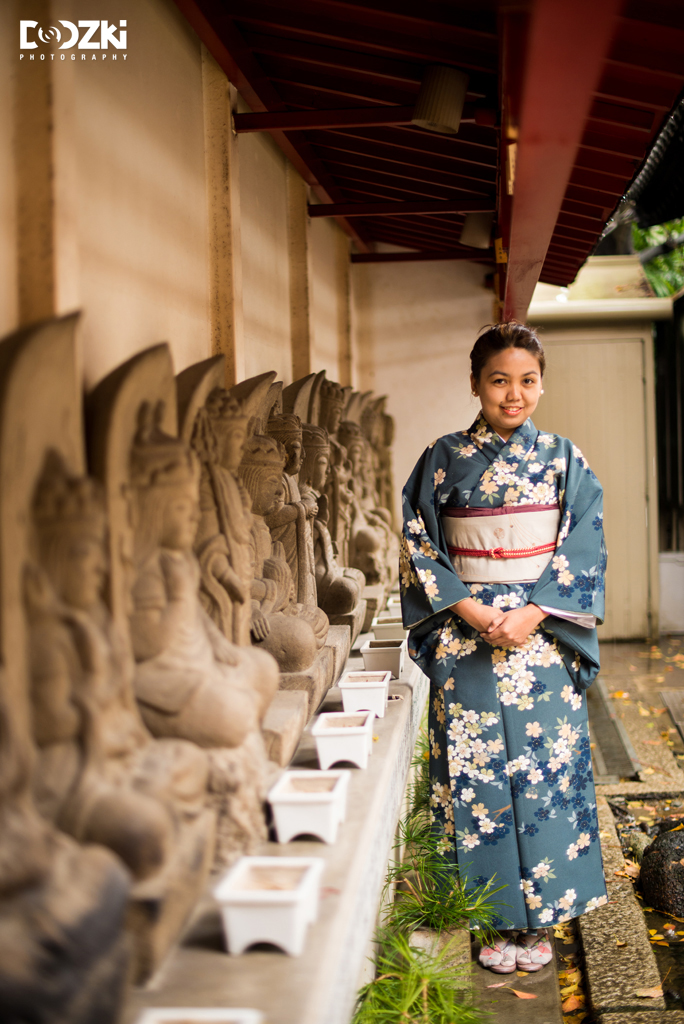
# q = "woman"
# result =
<box><xmin>400</xmin><ymin>322</ymin><xmax>608</xmax><ymax>974</ymax></box>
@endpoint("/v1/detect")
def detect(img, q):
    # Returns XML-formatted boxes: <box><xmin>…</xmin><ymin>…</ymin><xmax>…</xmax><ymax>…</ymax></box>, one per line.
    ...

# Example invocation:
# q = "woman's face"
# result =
<box><xmin>472</xmin><ymin>346</ymin><xmax>543</xmax><ymax>440</ymax></box>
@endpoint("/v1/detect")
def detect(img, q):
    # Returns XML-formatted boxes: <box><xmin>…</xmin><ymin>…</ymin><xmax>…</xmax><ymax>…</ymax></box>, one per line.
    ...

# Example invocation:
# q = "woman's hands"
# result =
<box><xmin>450</xmin><ymin>597</ymin><xmax>547</xmax><ymax>648</ymax></box>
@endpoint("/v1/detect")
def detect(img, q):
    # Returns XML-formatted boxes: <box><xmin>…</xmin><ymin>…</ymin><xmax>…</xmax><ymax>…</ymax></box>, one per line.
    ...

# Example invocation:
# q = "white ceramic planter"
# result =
<box><xmin>311</xmin><ymin>710</ymin><xmax>375</xmax><ymax>769</ymax></box>
<box><xmin>371</xmin><ymin>615</ymin><xmax>408</xmax><ymax>641</ymax></box>
<box><xmin>135</xmin><ymin>1010</ymin><xmax>263</xmax><ymax>1024</ymax></box>
<box><xmin>268</xmin><ymin>770</ymin><xmax>350</xmax><ymax>844</ymax></box>
<box><xmin>386</xmin><ymin>595</ymin><xmax>401</xmax><ymax>611</ymax></box>
<box><xmin>359</xmin><ymin>638</ymin><xmax>406</xmax><ymax>679</ymax></box>
<box><xmin>338</xmin><ymin>669</ymin><xmax>391</xmax><ymax>718</ymax></box>
<box><xmin>213</xmin><ymin>856</ymin><xmax>324</xmax><ymax>957</ymax></box>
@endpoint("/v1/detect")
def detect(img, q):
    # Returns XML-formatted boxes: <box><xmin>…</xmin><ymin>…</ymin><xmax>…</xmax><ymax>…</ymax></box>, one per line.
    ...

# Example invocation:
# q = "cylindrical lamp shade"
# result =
<box><xmin>411</xmin><ymin>66</ymin><xmax>469</xmax><ymax>135</ymax></box>
<box><xmin>459</xmin><ymin>212</ymin><xmax>494</xmax><ymax>249</ymax></box>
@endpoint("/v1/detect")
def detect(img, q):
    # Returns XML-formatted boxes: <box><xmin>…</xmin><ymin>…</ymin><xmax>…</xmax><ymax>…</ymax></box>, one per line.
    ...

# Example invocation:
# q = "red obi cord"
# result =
<box><xmin>447</xmin><ymin>542</ymin><xmax>557</xmax><ymax>560</ymax></box>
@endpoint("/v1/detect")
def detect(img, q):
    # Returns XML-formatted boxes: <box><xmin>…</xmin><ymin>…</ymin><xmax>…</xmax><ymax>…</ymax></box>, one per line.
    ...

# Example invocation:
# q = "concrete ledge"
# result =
<box><xmin>124</xmin><ymin>660</ymin><xmax>428</xmax><ymax>1024</ymax></box>
<box><xmin>599</xmin><ymin>1015</ymin><xmax>684</xmax><ymax>1023</ymax></box>
<box><xmin>579</xmin><ymin>797</ymin><xmax>665</xmax><ymax>1014</ymax></box>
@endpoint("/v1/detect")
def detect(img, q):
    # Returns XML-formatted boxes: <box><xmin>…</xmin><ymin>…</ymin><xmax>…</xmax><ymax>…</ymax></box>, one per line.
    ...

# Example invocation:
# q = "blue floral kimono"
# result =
<box><xmin>400</xmin><ymin>414</ymin><xmax>608</xmax><ymax>929</ymax></box>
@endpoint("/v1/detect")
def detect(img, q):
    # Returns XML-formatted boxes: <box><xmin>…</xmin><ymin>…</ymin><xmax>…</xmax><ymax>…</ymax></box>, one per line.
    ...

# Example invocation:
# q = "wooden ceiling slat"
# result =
<box><xmin>261</xmin><ymin>55</ymin><xmax>420</xmax><ymax>104</ymax></box>
<box><xmin>318</xmin><ymin>147</ymin><xmax>494</xmax><ymax>196</ymax></box>
<box><xmin>581</xmin><ymin>128</ymin><xmax>650</xmax><ymax>160</ymax></box>
<box><xmin>574</xmin><ymin>146</ymin><xmax>638</xmax><ymax>179</ymax></box>
<box><xmin>307</xmin><ymin>127</ymin><xmax>498</xmax><ymax>168</ymax></box>
<box><xmin>311</xmin><ymin>135</ymin><xmax>497</xmax><ymax>185</ymax></box>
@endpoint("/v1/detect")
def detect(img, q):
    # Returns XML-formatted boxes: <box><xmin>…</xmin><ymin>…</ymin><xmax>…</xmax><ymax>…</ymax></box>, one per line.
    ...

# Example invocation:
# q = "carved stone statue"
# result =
<box><xmin>238</xmin><ymin>434</ymin><xmax>329</xmax><ymax>669</ymax></box>
<box><xmin>299</xmin><ymin>424</ymin><xmax>366</xmax><ymax>622</ymax></box>
<box><xmin>265</xmin><ymin>413</ymin><xmax>318</xmax><ymax>607</ymax></box>
<box><xmin>319</xmin><ymin>379</ymin><xmax>354</xmax><ymax>566</ymax></box>
<box><xmin>128</xmin><ymin>403</ymin><xmax>279</xmax><ymax>749</ymax></box>
<box><xmin>338</xmin><ymin>419</ymin><xmax>398</xmax><ymax>588</ymax></box>
<box><xmin>26</xmin><ymin>451</ymin><xmax>209</xmax><ymax>885</ymax></box>
<box><xmin>192</xmin><ymin>391</ymin><xmax>327</xmax><ymax>675</ymax></box>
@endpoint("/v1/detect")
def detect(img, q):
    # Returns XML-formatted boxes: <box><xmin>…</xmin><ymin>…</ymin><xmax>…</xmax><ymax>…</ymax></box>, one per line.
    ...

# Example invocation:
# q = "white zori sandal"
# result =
<box><xmin>515</xmin><ymin>929</ymin><xmax>553</xmax><ymax>972</ymax></box>
<box><xmin>478</xmin><ymin>933</ymin><xmax>516</xmax><ymax>973</ymax></box>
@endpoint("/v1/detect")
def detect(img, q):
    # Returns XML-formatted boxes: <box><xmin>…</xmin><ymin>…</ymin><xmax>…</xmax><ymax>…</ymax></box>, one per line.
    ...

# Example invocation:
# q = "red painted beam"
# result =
<box><xmin>233</xmin><ymin>105</ymin><xmax>415</xmax><ymax>132</ymax></box>
<box><xmin>308</xmin><ymin>198</ymin><xmax>495</xmax><ymax>218</ymax></box>
<box><xmin>503</xmin><ymin>0</ymin><xmax>622</xmax><ymax>321</ymax></box>
<box><xmin>351</xmin><ymin>250</ymin><xmax>494</xmax><ymax>264</ymax></box>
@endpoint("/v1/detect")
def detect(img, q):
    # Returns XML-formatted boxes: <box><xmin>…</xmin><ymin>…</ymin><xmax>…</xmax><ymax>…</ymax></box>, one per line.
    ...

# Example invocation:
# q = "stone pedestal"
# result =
<box><xmin>127</xmin><ymin>809</ymin><xmax>216</xmax><ymax>983</ymax></box>
<box><xmin>362</xmin><ymin>584</ymin><xmax>386</xmax><ymax>633</ymax></box>
<box><xmin>324</xmin><ymin>624</ymin><xmax>352</xmax><ymax>682</ymax></box>
<box><xmin>262</xmin><ymin>690</ymin><xmax>309</xmax><ymax>767</ymax></box>
<box><xmin>279</xmin><ymin>644</ymin><xmax>335</xmax><ymax>718</ymax></box>
<box><xmin>329</xmin><ymin>598</ymin><xmax>367</xmax><ymax>647</ymax></box>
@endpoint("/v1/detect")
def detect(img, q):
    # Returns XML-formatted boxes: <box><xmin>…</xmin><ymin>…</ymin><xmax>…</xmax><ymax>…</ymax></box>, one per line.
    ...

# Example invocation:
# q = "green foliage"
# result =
<box><xmin>350</xmin><ymin>722</ymin><xmax>506</xmax><ymax>1024</ymax></box>
<box><xmin>353</xmin><ymin>928</ymin><xmax>483</xmax><ymax>1024</ymax></box>
<box><xmin>631</xmin><ymin>218</ymin><xmax>684</xmax><ymax>297</ymax></box>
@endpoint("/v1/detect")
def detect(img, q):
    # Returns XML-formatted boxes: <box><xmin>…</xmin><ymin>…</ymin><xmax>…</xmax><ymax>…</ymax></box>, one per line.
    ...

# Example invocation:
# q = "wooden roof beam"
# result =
<box><xmin>503</xmin><ymin>0</ymin><xmax>623</xmax><ymax>320</ymax></box>
<box><xmin>308</xmin><ymin>198</ymin><xmax>494</xmax><ymax>218</ymax></box>
<box><xmin>351</xmin><ymin>250</ymin><xmax>494</xmax><ymax>264</ymax></box>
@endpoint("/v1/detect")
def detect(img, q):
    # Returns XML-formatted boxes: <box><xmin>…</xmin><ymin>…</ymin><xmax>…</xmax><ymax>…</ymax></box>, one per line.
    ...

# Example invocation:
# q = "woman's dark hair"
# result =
<box><xmin>470</xmin><ymin>321</ymin><xmax>545</xmax><ymax>381</ymax></box>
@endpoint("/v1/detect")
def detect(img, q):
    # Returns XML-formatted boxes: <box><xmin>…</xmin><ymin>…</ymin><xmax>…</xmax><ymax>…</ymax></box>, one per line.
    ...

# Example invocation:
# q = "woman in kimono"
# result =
<box><xmin>400</xmin><ymin>322</ymin><xmax>608</xmax><ymax>974</ymax></box>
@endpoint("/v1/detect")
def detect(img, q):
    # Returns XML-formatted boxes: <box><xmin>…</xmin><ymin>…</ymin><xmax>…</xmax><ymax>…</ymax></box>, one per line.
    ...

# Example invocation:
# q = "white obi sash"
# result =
<box><xmin>441</xmin><ymin>504</ymin><xmax>561</xmax><ymax>584</ymax></box>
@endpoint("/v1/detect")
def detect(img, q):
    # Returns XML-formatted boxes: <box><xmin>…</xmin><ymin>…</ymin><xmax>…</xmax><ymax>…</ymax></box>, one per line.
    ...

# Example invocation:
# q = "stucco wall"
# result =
<box><xmin>0</xmin><ymin>2</ymin><xmax>17</xmax><ymax>338</ymax></box>
<box><xmin>239</xmin><ymin>118</ymin><xmax>292</xmax><ymax>384</ymax></box>
<box><xmin>352</xmin><ymin>256</ymin><xmax>493</xmax><ymax>519</ymax></box>
<box><xmin>51</xmin><ymin>0</ymin><xmax>211</xmax><ymax>388</ymax></box>
<box><xmin>310</xmin><ymin>216</ymin><xmax>346</xmax><ymax>380</ymax></box>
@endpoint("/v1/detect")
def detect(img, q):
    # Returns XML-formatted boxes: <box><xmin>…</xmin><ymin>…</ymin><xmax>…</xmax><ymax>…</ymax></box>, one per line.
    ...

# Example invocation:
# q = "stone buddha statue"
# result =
<box><xmin>299</xmin><ymin>424</ymin><xmax>365</xmax><ymax>620</ymax></box>
<box><xmin>127</xmin><ymin>403</ymin><xmax>278</xmax><ymax>749</ymax></box>
<box><xmin>265</xmin><ymin>413</ymin><xmax>317</xmax><ymax>607</ymax></box>
<box><xmin>25</xmin><ymin>450</ymin><xmax>209</xmax><ymax>883</ymax></box>
<box><xmin>319</xmin><ymin>379</ymin><xmax>354</xmax><ymax>566</ymax></box>
<box><xmin>338</xmin><ymin>420</ymin><xmax>399</xmax><ymax>588</ymax></box>
<box><xmin>238</xmin><ymin>434</ymin><xmax>329</xmax><ymax>669</ymax></box>
<box><xmin>191</xmin><ymin>391</ymin><xmax>326</xmax><ymax>674</ymax></box>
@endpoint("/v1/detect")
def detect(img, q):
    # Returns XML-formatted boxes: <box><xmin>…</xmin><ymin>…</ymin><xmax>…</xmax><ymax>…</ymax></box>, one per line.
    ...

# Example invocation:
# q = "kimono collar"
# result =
<box><xmin>466</xmin><ymin>412</ymin><xmax>538</xmax><ymax>464</ymax></box>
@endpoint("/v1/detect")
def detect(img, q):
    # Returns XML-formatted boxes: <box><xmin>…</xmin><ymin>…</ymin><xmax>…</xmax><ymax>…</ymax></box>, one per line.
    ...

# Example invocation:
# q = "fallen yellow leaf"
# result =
<box><xmin>636</xmin><ymin>986</ymin><xmax>663</xmax><ymax>998</ymax></box>
<box><xmin>616</xmin><ymin>939</ymin><xmax>627</xmax><ymax>947</ymax></box>
<box><xmin>510</xmin><ymin>989</ymin><xmax>537</xmax><ymax>999</ymax></box>
<box><xmin>562</xmin><ymin>994</ymin><xmax>585</xmax><ymax>1011</ymax></box>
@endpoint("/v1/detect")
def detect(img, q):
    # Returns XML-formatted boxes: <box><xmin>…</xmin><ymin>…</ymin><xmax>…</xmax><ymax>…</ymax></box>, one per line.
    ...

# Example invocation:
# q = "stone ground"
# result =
<box><xmin>474</xmin><ymin>637</ymin><xmax>684</xmax><ymax>1024</ymax></box>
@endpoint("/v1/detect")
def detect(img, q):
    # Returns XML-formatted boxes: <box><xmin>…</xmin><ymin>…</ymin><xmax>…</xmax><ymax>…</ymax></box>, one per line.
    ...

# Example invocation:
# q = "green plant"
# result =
<box><xmin>352</xmin><ymin>928</ymin><xmax>484</xmax><ymax>1024</ymax></box>
<box><xmin>631</xmin><ymin>218</ymin><xmax>684</xmax><ymax>297</ymax></box>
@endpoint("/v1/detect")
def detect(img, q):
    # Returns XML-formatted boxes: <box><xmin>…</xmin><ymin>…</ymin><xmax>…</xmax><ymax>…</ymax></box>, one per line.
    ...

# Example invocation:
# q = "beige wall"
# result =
<box><xmin>352</xmin><ymin>254</ymin><xmax>493</xmax><ymax>520</ymax></box>
<box><xmin>239</xmin><ymin>116</ymin><xmax>292</xmax><ymax>384</ymax></box>
<box><xmin>534</xmin><ymin>322</ymin><xmax>659</xmax><ymax>640</ymax></box>
<box><xmin>310</xmin><ymin>216</ymin><xmax>349</xmax><ymax>381</ymax></box>
<box><xmin>0</xmin><ymin>2</ymin><xmax>17</xmax><ymax>338</ymax></box>
<box><xmin>54</xmin><ymin>0</ymin><xmax>211</xmax><ymax>388</ymax></box>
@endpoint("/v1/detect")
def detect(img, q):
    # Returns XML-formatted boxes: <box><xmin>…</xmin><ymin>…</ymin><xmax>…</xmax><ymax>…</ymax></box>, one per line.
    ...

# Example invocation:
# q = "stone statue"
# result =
<box><xmin>338</xmin><ymin>419</ymin><xmax>398</xmax><ymax>588</ymax></box>
<box><xmin>192</xmin><ymin>390</ymin><xmax>327</xmax><ymax>675</ymax></box>
<box><xmin>128</xmin><ymin>402</ymin><xmax>279</xmax><ymax>749</ymax></box>
<box><xmin>0</xmin><ymin>313</ymin><xmax>130</xmax><ymax>1022</ymax></box>
<box><xmin>299</xmin><ymin>424</ymin><xmax>366</xmax><ymax>622</ymax></box>
<box><xmin>265</xmin><ymin>413</ymin><xmax>318</xmax><ymax>607</ymax></box>
<box><xmin>26</xmin><ymin>451</ymin><xmax>209</xmax><ymax>883</ymax></box>
<box><xmin>319</xmin><ymin>379</ymin><xmax>354</xmax><ymax>566</ymax></box>
<box><xmin>238</xmin><ymin>434</ymin><xmax>329</xmax><ymax>669</ymax></box>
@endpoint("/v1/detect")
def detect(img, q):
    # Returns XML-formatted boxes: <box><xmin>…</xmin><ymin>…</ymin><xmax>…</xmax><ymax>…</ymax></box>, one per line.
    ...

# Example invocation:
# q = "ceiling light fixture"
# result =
<box><xmin>411</xmin><ymin>65</ymin><xmax>470</xmax><ymax>135</ymax></box>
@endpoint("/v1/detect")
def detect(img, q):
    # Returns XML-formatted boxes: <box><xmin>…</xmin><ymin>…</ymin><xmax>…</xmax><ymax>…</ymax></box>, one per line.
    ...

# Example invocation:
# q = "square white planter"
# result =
<box><xmin>338</xmin><ymin>669</ymin><xmax>391</xmax><ymax>718</ymax></box>
<box><xmin>386</xmin><ymin>595</ymin><xmax>401</xmax><ymax>611</ymax></box>
<box><xmin>268</xmin><ymin>770</ymin><xmax>350</xmax><ymax>844</ymax></box>
<box><xmin>371</xmin><ymin>615</ymin><xmax>408</xmax><ymax>641</ymax></box>
<box><xmin>135</xmin><ymin>1011</ymin><xmax>263</xmax><ymax>1024</ymax></box>
<box><xmin>311</xmin><ymin>710</ymin><xmax>375</xmax><ymax>769</ymax></box>
<box><xmin>359</xmin><ymin>638</ymin><xmax>406</xmax><ymax>679</ymax></box>
<box><xmin>213</xmin><ymin>856</ymin><xmax>324</xmax><ymax>957</ymax></box>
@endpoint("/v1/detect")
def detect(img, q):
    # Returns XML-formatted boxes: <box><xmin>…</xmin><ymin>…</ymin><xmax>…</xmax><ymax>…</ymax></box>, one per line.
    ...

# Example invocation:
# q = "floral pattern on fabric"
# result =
<box><xmin>402</xmin><ymin>414</ymin><xmax>608</xmax><ymax>929</ymax></box>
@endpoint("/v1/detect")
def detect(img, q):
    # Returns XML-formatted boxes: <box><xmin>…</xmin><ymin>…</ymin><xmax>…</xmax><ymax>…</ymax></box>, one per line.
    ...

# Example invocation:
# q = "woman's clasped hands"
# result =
<box><xmin>451</xmin><ymin>596</ymin><xmax>547</xmax><ymax>649</ymax></box>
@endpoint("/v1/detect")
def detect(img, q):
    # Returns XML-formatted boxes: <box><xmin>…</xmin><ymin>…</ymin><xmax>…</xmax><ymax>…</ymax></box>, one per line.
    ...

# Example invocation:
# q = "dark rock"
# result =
<box><xmin>641</xmin><ymin>828</ymin><xmax>684</xmax><ymax>916</ymax></box>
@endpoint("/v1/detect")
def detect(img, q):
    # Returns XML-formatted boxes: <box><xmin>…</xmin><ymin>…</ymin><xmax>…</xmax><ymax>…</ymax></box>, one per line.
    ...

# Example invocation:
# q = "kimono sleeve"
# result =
<box><xmin>399</xmin><ymin>442</ymin><xmax>470</xmax><ymax>630</ymax></box>
<box><xmin>530</xmin><ymin>440</ymin><xmax>607</xmax><ymax>688</ymax></box>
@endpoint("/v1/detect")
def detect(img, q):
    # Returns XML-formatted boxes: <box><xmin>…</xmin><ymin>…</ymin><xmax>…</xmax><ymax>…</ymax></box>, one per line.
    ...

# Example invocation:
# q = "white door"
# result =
<box><xmin>535</xmin><ymin>336</ymin><xmax>656</xmax><ymax>640</ymax></box>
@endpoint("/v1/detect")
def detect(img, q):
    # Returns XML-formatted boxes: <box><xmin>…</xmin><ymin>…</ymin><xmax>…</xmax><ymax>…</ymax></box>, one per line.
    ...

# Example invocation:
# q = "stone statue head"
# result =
<box><xmin>301</xmin><ymin>425</ymin><xmax>330</xmax><ymax>493</ymax></box>
<box><xmin>238</xmin><ymin>435</ymin><xmax>286</xmax><ymax>517</ymax></box>
<box><xmin>266</xmin><ymin>414</ymin><xmax>303</xmax><ymax>477</ymax></box>
<box><xmin>130</xmin><ymin>402</ymin><xmax>200</xmax><ymax>564</ymax></box>
<box><xmin>30</xmin><ymin>450</ymin><xmax>107</xmax><ymax>612</ymax></box>
<box><xmin>203</xmin><ymin>388</ymin><xmax>249</xmax><ymax>475</ymax></box>
<box><xmin>320</xmin><ymin>380</ymin><xmax>344</xmax><ymax>435</ymax></box>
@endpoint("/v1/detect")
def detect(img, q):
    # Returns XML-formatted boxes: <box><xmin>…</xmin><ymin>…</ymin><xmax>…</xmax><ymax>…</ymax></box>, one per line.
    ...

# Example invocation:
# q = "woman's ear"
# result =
<box><xmin>470</xmin><ymin>372</ymin><xmax>478</xmax><ymax>398</ymax></box>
